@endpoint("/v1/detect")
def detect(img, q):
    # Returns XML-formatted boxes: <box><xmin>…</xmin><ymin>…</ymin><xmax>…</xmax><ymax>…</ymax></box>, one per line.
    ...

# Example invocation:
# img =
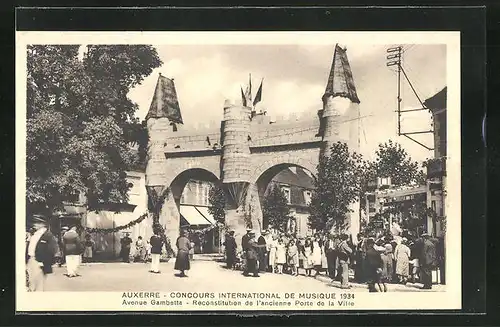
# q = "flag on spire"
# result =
<box><xmin>241</xmin><ymin>86</ymin><xmax>247</xmax><ymax>107</ymax></box>
<box><xmin>245</xmin><ymin>73</ymin><xmax>252</xmax><ymax>104</ymax></box>
<box><xmin>253</xmin><ymin>78</ymin><xmax>263</xmax><ymax>107</ymax></box>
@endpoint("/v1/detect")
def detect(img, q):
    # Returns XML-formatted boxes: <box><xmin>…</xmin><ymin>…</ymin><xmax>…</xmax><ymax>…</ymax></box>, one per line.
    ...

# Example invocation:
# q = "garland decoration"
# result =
<box><xmin>147</xmin><ymin>186</ymin><xmax>175</xmax><ymax>257</ymax></box>
<box><xmin>84</xmin><ymin>213</ymin><xmax>148</xmax><ymax>234</ymax></box>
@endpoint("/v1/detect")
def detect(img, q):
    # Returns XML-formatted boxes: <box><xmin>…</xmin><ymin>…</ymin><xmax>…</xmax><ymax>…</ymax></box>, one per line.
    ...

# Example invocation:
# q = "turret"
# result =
<box><xmin>321</xmin><ymin>44</ymin><xmax>360</xmax><ymax>157</ymax></box>
<box><xmin>221</xmin><ymin>98</ymin><xmax>252</xmax><ymax>245</ymax></box>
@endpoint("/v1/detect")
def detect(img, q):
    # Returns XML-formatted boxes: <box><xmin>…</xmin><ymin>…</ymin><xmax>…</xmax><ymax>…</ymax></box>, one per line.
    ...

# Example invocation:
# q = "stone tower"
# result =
<box><xmin>320</xmin><ymin>44</ymin><xmax>361</xmax><ymax>236</ymax></box>
<box><xmin>145</xmin><ymin>74</ymin><xmax>184</xmax><ymax>249</ymax></box>
<box><xmin>221</xmin><ymin>99</ymin><xmax>252</xmax><ymax>246</ymax></box>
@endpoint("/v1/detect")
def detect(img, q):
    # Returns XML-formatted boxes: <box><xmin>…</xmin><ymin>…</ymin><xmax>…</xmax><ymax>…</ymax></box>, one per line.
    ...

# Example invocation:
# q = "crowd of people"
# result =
<box><xmin>25</xmin><ymin>215</ymin><xmax>196</xmax><ymax>292</ymax></box>
<box><xmin>223</xmin><ymin>228</ymin><xmax>442</xmax><ymax>291</ymax></box>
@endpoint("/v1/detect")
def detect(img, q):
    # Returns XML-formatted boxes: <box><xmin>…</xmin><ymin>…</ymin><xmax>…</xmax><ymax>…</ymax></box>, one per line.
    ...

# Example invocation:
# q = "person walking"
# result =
<box><xmin>336</xmin><ymin>234</ymin><xmax>353</xmax><ymax>289</ymax></box>
<box><xmin>120</xmin><ymin>232</ymin><xmax>133</xmax><ymax>263</ymax></box>
<box><xmin>223</xmin><ymin>230</ymin><xmax>237</xmax><ymax>269</ymax></box>
<box><xmin>417</xmin><ymin>233</ymin><xmax>438</xmax><ymax>289</ymax></box>
<box><xmin>26</xmin><ymin>215</ymin><xmax>58</xmax><ymax>292</ymax></box>
<box><xmin>62</xmin><ymin>226</ymin><xmax>82</xmax><ymax>277</ymax></box>
<box><xmin>354</xmin><ymin>233</ymin><xmax>367</xmax><ymax>283</ymax></box>
<box><xmin>174</xmin><ymin>229</ymin><xmax>192</xmax><ymax>277</ymax></box>
<box><xmin>394</xmin><ymin>237</ymin><xmax>411</xmax><ymax>284</ymax></box>
<box><xmin>149</xmin><ymin>229</ymin><xmax>164</xmax><ymax>273</ymax></box>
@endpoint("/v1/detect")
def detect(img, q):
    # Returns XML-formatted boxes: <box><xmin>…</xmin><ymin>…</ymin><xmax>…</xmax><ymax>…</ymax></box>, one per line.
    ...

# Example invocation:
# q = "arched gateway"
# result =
<box><xmin>145</xmin><ymin>45</ymin><xmax>362</xmax><ymax>248</ymax></box>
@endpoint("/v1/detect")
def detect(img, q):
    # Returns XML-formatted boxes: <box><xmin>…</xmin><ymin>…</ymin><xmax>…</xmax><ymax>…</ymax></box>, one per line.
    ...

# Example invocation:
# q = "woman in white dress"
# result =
<box><xmin>302</xmin><ymin>238</ymin><xmax>314</xmax><ymax>276</ymax></box>
<box><xmin>275</xmin><ymin>238</ymin><xmax>286</xmax><ymax>274</ymax></box>
<box><xmin>311</xmin><ymin>235</ymin><xmax>323</xmax><ymax>276</ymax></box>
<box><xmin>268</xmin><ymin>235</ymin><xmax>278</xmax><ymax>273</ymax></box>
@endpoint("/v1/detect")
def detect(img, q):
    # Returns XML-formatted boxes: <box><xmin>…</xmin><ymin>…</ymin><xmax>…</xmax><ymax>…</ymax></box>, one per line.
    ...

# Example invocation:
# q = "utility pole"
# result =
<box><xmin>386</xmin><ymin>46</ymin><xmax>402</xmax><ymax>135</ymax></box>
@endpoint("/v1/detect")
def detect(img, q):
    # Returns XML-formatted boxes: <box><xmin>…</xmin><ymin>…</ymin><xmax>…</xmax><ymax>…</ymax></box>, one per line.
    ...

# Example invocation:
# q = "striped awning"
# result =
<box><xmin>180</xmin><ymin>205</ymin><xmax>216</xmax><ymax>226</ymax></box>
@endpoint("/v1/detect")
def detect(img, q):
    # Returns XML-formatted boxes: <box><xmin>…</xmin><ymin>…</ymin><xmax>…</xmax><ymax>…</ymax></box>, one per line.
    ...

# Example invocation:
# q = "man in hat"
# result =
<box><xmin>244</xmin><ymin>231</ymin><xmax>266</xmax><ymax>277</ymax></box>
<box><xmin>337</xmin><ymin>234</ymin><xmax>353</xmax><ymax>289</ymax></box>
<box><xmin>417</xmin><ymin>232</ymin><xmax>437</xmax><ymax>289</ymax></box>
<box><xmin>120</xmin><ymin>232</ymin><xmax>133</xmax><ymax>263</ymax></box>
<box><xmin>241</xmin><ymin>228</ymin><xmax>252</xmax><ymax>252</ymax></box>
<box><xmin>26</xmin><ymin>215</ymin><xmax>58</xmax><ymax>291</ymax></box>
<box><xmin>257</xmin><ymin>230</ymin><xmax>268</xmax><ymax>273</ymax></box>
<box><xmin>149</xmin><ymin>228</ymin><xmax>164</xmax><ymax>273</ymax></box>
<box><xmin>62</xmin><ymin>226</ymin><xmax>82</xmax><ymax>277</ymax></box>
<box><xmin>223</xmin><ymin>230</ymin><xmax>237</xmax><ymax>269</ymax></box>
<box><xmin>57</xmin><ymin>226</ymin><xmax>69</xmax><ymax>267</ymax></box>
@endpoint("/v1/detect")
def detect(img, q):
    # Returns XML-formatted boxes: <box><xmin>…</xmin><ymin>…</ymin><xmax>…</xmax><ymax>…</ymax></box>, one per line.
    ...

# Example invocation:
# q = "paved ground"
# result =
<box><xmin>45</xmin><ymin>260</ymin><xmax>347</xmax><ymax>292</ymax></box>
<box><xmin>44</xmin><ymin>259</ymin><xmax>445</xmax><ymax>293</ymax></box>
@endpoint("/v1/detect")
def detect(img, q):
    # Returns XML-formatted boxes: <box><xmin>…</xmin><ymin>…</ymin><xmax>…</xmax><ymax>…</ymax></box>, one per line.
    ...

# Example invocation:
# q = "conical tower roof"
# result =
<box><xmin>323</xmin><ymin>44</ymin><xmax>360</xmax><ymax>104</ymax></box>
<box><xmin>146</xmin><ymin>73</ymin><xmax>184</xmax><ymax>124</ymax></box>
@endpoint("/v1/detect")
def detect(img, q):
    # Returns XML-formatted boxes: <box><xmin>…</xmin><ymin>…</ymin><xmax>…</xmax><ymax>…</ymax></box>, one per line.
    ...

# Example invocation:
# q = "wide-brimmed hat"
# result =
<box><xmin>246</xmin><ymin>228</ymin><xmax>252</xmax><ymax>232</ymax></box>
<box><xmin>61</xmin><ymin>226</ymin><xmax>69</xmax><ymax>231</ymax></box>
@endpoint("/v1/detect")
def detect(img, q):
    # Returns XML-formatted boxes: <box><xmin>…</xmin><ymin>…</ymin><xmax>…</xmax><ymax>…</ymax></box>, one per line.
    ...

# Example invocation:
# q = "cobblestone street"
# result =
<box><xmin>43</xmin><ymin>259</ymin><xmax>444</xmax><ymax>293</ymax></box>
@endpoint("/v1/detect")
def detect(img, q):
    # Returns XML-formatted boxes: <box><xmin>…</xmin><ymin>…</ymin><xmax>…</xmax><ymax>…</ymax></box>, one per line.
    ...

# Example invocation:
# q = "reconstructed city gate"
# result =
<box><xmin>145</xmin><ymin>45</ymin><xmax>362</xmax><ymax>248</ymax></box>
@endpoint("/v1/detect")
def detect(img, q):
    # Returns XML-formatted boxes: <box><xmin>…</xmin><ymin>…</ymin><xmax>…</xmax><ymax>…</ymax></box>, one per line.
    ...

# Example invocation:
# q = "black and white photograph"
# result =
<box><xmin>16</xmin><ymin>31</ymin><xmax>461</xmax><ymax>311</ymax></box>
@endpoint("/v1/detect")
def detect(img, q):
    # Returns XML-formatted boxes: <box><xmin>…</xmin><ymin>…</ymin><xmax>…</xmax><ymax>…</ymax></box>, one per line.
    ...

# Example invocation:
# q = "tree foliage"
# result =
<box><xmin>262</xmin><ymin>184</ymin><xmax>292</xmax><ymax>233</ymax></box>
<box><xmin>308</xmin><ymin>142</ymin><xmax>364</xmax><ymax>233</ymax></box>
<box><xmin>208</xmin><ymin>185</ymin><xmax>226</xmax><ymax>225</ymax></box>
<box><xmin>372</xmin><ymin>140</ymin><xmax>426</xmax><ymax>186</ymax></box>
<box><xmin>26</xmin><ymin>45</ymin><xmax>162</xmax><ymax>214</ymax></box>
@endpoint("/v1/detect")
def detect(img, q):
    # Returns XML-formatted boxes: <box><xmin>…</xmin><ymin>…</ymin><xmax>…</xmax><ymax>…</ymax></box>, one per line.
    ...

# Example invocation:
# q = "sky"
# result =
<box><xmin>127</xmin><ymin>43</ymin><xmax>446</xmax><ymax>163</ymax></box>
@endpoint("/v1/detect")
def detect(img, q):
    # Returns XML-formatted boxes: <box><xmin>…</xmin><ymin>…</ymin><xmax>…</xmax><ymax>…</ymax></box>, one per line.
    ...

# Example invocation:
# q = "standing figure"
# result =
<box><xmin>57</xmin><ymin>226</ymin><xmax>69</xmax><ymax>267</ymax></box>
<box><xmin>394</xmin><ymin>237</ymin><xmax>411</xmax><ymax>284</ymax></box>
<box><xmin>26</xmin><ymin>215</ymin><xmax>58</xmax><ymax>292</ymax></box>
<box><xmin>223</xmin><ymin>230</ymin><xmax>237</xmax><ymax>269</ymax></box>
<box><xmin>324</xmin><ymin>234</ymin><xmax>339</xmax><ymax>280</ymax></box>
<box><xmin>274</xmin><ymin>238</ymin><xmax>286</xmax><ymax>274</ymax></box>
<box><xmin>364</xmin><ymin>238</ymin><xmax>383</xmax><ymax>292</ymax></box>
<box><xmin>244</xmin><ymin>231</ymin><xmax>266</xmax><ymax>277</ymax></box>
<box><xmin>174</xmin><ymin>229</ymin><xmax>192</xmax><ymax>277</ymax></box>
<box><xmin>354</xmin><ymin>233</ymin><xmax>367</xmax><ymax>283</ymax></box>
<box><xmin>337</xmin><ymin>234</ymin><xmax>353</xmax><ymax>289</ymax></box>
<box><xmin>63</xmin><ymin>226</ymin><xmax>82</xmax><ymax>277</ymax></box>
<box><xmin>268</xmin><ymin>235</ymin><xmax>278</xmax><ymax>273</ymax></box>
<box><xmin>120</xmin><ymin>232</ymin><xmax>133</xmax><ymax>263</ymax></box>
<box><xmin>135</xmin><ymin>236</ymin><xmax>146</xmax><ymax>262</ymax></box>
<box><xmin>82</xmin><ymin>234</ymin><xmax>95</xmax><ymax>264</ymax></box>
<box><xmin>302</xmin><ymin>238</ymin><xmax>314</xmax><ymax>276</ymax></box>
<box><xmin>287</xmin><ymin>239</ymin><xmax>299</xmax><ymax>276</ymax></box>
<box><xmin>379</xmin><ymin>244</ymin><xmax>394</xmax><ymax>292</ymax></box>
<box><xmin>257</xmin><ymin>231</ymin><xmax>268</xmax><ymax>273</ymax></box>
<box><xmin>145</xmin><ymin>241</ymin><xmax>152</xmax><ymax>263</ymax></box>
<box><xmin>311</xmin><ymin>234</ymin><xmax>323</xmax><ymax>276</ymax></box>
<box><xmin>417</xmin><ymin>233</ymin><xmax>437</xmax><ymax>289</ymax></box>
<box><xmin>149</xmin><ymin>229</ymin><xmax>164</xmax><ymax>273</ymax></box>
<box><xmin>241</xmin><ymin>228</ymin><xmax>252</xmax><ymax>270</ymax></box>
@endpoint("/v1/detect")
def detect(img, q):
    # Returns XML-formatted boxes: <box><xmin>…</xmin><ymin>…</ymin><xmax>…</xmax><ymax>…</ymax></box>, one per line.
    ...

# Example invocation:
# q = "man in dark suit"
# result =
<box><xmin>26</xmin><ymin>215</ymin><xmax>58</xmax><ymax>292</ymax></box>
<box><xmin>364</xmin><ymin>238</ymin><xmax>383</xmax><ymax>292</ymax></box>
<box><xmin>244</xmin><ymin>231</ymin><xmax>265</xmax><ymax>277</ymax></box>
<box><xmin>223</xmin><ymin>230</ymin><xmax>237</xmax><ymax>269</ymax></box>
<box><xmin>257</xmin><ymin>230</ymin><xmax>268</xmax><ymax>273</ymax></box>
<box><xmin>149</xmin><ymin>229</ymin><xmax>164</xmax><ymax>273</ymax></box>
<box><xmin>417</xmin><ymin>233</ymin><xmax>438</xmax><ymax>289</ymax></box>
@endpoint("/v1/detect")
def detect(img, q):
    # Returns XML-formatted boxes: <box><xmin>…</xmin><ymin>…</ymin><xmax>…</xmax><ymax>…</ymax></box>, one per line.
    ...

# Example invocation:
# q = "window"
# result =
<box><xmin>280</xmin><ymin>185</ymin><xmax>291</xmax><ymax>204</ymax></box>
<box><xmin>303</xmin><ymin>190</ymin><xmax>312</xmax><ymax>205</ymax></box>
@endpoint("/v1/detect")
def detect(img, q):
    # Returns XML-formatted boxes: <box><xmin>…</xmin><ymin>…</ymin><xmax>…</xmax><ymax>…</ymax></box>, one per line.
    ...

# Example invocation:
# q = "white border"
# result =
<box><xmin>16</xmin><ymin>31</ymin><xmax>461</xmax><ymax>312</ymax></box>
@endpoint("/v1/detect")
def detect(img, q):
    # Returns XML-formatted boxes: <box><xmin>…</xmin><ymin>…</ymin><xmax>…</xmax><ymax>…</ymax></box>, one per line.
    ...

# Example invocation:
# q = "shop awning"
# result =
<box><xmin>194</xmin><ymin>206</ymin><xmax>217</xmax><ymax>225</ymax></box>
<box><xmin>180</xmin><ymin>205</ymin><xmax>214</xmax><ymax>226</ymax></box>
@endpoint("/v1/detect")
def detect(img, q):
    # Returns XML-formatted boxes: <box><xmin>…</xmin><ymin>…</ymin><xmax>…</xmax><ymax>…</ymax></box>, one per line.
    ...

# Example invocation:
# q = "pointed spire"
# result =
<box><xmin>324</xmin><ymin>44</ymin><xmax>360</xmax><ymax>104</ymax></box>
<box><xmin>146</xmin><ymin>73</ymin><xmax>184</xmax><ymax>124</ymax></box>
